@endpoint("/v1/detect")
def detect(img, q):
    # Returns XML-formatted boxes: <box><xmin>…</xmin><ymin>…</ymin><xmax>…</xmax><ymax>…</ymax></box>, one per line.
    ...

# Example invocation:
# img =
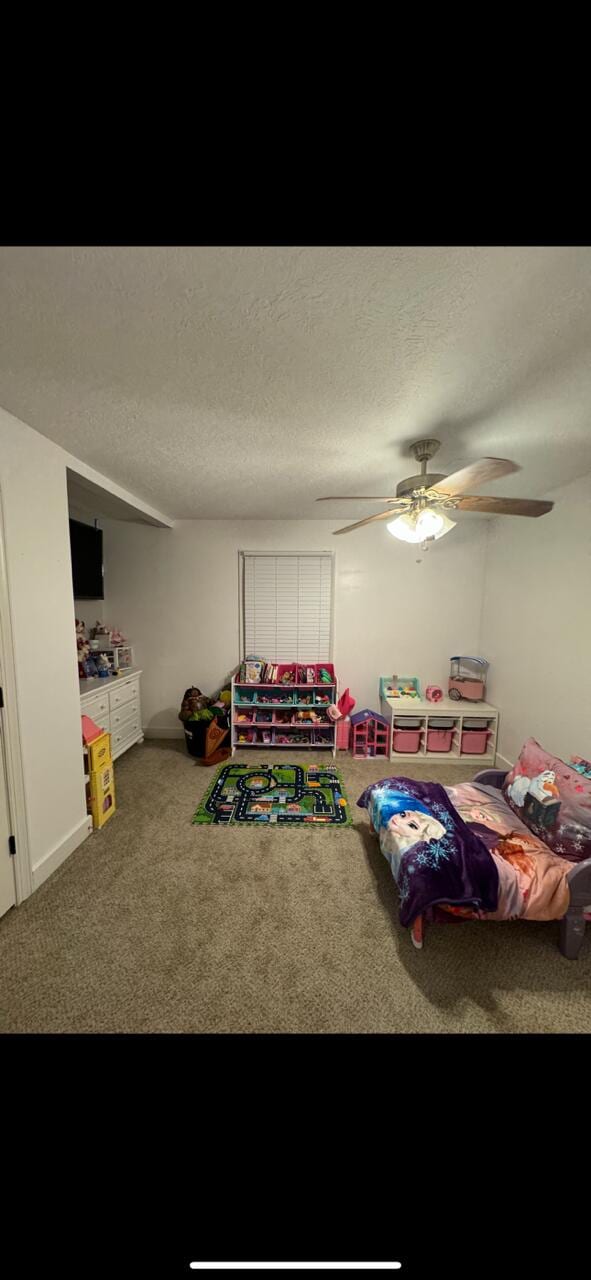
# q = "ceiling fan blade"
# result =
<box><xmin>427</xmin><ymin>457</ymin><xmax>520</xmax><ymax>497</ymax></box>
<box><xmin>456</xmin><ymin>495</ymin><xmax>554</xmax><ymax>517</ymax></box>
<box><xmin>333</xmin><ymin>508</ymin><xmax>408</xmax><ymax>535</ymax></box>
<box><xmin>316</xmin><ymin>495</ymin><xmax>402</xmax><ymax>502</ymax></box>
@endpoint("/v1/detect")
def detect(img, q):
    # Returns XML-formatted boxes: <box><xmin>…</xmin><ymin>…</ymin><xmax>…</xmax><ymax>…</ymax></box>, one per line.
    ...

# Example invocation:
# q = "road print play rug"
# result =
<box><xmin>192</xmin><ymin>762</ymin><xmax>352</xmax><ymax>826</ymax></box>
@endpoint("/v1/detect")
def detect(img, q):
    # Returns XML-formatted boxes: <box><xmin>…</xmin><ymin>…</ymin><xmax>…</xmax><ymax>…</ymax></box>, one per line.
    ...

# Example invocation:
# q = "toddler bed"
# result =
<box><xmin>357</xmin><ymin>739</ymin><xmax>591</xmax><ymax>959</ymax></box>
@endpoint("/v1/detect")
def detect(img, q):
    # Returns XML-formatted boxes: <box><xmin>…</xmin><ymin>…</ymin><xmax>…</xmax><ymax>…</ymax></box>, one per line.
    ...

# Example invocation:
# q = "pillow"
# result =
<box><xmin>503</xmin><ymin>738</ymin><xmax>591</xmax><ymax>863</ymax></box>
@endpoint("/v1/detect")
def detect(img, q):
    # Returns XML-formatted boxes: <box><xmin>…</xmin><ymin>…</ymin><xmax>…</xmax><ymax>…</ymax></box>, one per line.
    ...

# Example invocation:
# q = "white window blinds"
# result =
<box><xmin>242</xmin><ymin>553</ymin><xmax>334</xmax><ymax>661</ymax></box>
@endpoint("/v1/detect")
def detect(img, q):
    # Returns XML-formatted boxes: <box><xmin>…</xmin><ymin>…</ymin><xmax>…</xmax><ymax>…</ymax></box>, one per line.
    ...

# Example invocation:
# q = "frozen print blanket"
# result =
<box><xmin>443</xmin><ymin>783</ymin><xmax>571</xmax><ymax>922</ymax></box>
<box><xmin>357</xmin><ymin>777</ymin><xmax>499</xmax><ymax>927</ymax></box>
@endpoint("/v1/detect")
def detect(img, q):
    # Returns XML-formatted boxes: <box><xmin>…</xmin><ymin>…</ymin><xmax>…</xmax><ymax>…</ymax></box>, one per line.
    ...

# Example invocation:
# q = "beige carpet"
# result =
<box><xmin>1</xmin><ymin>741</ymin><xmax>590</xmax><ymax>1033</ymax></box>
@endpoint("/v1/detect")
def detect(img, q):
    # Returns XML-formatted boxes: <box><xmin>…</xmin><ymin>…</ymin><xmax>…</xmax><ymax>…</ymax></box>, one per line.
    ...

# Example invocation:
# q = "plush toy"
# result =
<box><xmin>76</xmin><ymin>619</ymin><xmax>91</xmax><ymax>676</ymax></box>
<box><xmin>178</xmin><ymin>687</ymin><xmax>211</xmax><ymax>722</ymax></box>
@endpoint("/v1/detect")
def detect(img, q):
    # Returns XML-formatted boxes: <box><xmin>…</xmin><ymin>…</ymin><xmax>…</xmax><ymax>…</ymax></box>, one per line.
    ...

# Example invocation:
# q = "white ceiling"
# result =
<box><xmin>1</xmin><ymin>245</ymin><xmax>591</xmax><ymax>520</ymax></box>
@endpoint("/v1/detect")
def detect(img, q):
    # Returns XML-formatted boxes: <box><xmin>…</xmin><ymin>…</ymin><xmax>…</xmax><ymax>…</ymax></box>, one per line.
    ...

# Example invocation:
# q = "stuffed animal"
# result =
<box><xmin>178</xmin><ymin>687</ymin><xmax>211</xmax><ymax>722</ymax></box>
<box><xmin>76</xmin><ymin>620</ymin><xmax>91</xmax><ymax>675</ymax></box>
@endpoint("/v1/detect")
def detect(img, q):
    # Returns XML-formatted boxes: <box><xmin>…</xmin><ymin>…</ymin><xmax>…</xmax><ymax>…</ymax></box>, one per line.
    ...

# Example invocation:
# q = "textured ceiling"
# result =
<box><xmin>1</xmin><ymin>245</ymin><xmax>591</xmax><ymax>519</ymax></box>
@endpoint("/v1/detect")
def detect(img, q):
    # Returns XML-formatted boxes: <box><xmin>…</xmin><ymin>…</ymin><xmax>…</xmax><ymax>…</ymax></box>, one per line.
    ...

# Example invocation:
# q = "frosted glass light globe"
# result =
<box><xmin>415</xmin><ymin>508</ymin><xmax>444</xmax><ymax>538</ymax></box>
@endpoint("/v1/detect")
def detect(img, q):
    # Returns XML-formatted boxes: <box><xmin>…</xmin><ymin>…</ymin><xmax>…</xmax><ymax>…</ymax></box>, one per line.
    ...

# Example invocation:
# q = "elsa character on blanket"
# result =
<box><xmin>371</xmin><ymin>790</ymin><xmax>446</xmax><ymax>879</ymax></box>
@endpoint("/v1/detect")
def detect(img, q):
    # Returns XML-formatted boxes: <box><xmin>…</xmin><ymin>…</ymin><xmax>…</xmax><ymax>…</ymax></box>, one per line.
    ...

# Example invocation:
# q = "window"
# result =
<box><xmin>240</xmin><ymin>552</ymin><xmax>334</xmax><ymax>661</ymax></box>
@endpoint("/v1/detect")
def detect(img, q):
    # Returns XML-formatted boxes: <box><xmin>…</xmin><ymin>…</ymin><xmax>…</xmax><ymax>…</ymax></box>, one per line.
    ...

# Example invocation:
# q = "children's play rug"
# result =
<box><xmin>192</xmin><ymin>762</ymin><xmax>352</xmax><ymax>826</ymax></box>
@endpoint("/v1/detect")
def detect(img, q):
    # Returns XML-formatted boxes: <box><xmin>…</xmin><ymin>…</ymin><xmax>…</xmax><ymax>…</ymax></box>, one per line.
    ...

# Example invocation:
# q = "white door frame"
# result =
<box><xmin>0</xmin><ymin>488</ymin><xmax>32</xmax><ymax>903</ymax></box>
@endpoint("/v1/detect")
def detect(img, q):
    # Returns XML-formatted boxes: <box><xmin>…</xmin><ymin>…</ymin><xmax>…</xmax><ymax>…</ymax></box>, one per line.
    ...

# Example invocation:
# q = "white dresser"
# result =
<box><xmin>80</xmin><ymin>667</ymin><xmax>143</xmax><ymax>760</ymax></box>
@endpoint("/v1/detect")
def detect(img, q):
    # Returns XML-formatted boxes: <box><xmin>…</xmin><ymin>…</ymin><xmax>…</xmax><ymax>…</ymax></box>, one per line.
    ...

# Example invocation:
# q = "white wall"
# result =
<box><xmin>0</xmin><ymin>407</ymin><xmax>90</xmax><ymax>887</ymax></box>
<box><xmin>0</xmin><ymin>407</ymin><xmax>172</xmax><ymax>895</ymax></box>
<box><xmin>103</xmin><ymin>516</ymin><xmax>489</xmax><ymax>736</ymax></box>
<box><xmin>481</xmin><ymin>473</ymin><xmax>591</xmax><ymax>766</ymax></box>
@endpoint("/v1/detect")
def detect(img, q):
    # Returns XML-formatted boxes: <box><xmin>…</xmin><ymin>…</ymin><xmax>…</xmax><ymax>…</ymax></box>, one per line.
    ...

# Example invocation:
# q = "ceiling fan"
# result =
<box><xmin>316</xmin><ymin>439</ymin><xmax>554</xmax><ymax>547</ymax></box>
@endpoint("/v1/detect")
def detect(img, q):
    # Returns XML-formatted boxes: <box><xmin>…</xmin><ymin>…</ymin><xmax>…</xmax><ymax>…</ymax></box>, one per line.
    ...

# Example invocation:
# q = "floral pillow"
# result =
<box><xmin>502</xmin><ymin>738</ymin><xmax>591</xmax><ymax>863</ymax></box>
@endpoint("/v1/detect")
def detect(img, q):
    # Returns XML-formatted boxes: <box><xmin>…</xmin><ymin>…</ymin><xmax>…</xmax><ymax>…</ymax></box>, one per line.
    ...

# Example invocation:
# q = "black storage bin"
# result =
<box><xmin>183</xmin><ymin>720</ymin><xmax>209</xmax><ymax>757</ymax></box>
<box><xmin>183</xmin><ymin>714</ymin><xmax>229</xmax><ymax>758</ymax></box>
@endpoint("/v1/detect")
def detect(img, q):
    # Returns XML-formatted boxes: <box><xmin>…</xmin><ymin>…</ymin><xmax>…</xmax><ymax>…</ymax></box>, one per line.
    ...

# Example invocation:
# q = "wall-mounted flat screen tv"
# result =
<box><xmin>69</xmin><ymin>518</ymin><xmax>104</xmax><ymax>599</ymax></box>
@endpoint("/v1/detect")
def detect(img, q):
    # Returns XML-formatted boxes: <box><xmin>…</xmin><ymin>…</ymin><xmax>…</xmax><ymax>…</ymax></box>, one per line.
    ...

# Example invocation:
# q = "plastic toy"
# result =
<box><xmin>381</xmin><ymin>675</ymin><xmax>421</xmax><ymax>700</ymax></box>
<box><xmin>350</xmin><ymin>709</ymin><xmax>390</xmax><ymax>759</ymax></box>
<box><xmin>426</xmin><ymin>685</ymin><xmax>444</xmax><ymax>702</ymax></box>
<box><xmin>448</xmin><ymin>656</ymin><xmax>488</xmax><ymax>702</ymax></box>
<box><xmin>318</xmin><ymin>668</ymin><xmax>333</xmax><ymax>683</ymax></box>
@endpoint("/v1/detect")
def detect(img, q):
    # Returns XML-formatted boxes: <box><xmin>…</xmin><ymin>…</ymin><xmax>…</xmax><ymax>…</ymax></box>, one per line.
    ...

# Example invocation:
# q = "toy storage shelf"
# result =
<box><xmin>231</xmin><ymin>670</ymin><xmax>337</xmax><ymax>756</ymax></box>
<box><xmin>378</xmin><ymin>692</ymin><xmax>499</xmax><ymax>765</ymax></box>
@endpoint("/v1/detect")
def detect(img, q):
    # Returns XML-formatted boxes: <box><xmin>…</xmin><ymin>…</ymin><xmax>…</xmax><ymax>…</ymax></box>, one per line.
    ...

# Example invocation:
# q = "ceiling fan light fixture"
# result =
<box><xmin>387</xmin><ymin>507</ymin><xmax>456</xmax><ymax>543</ymax></box>
<box><xmin>427</xmin><ymin>509</ymin><xmax>456</xmax><ymax>540</ymax></box>
<box><xmin>386</xmin><ymin>511</ymin><xmax>423</xmax><ymax>543</ymax></box>
<box><xmin>415</xmin><ymin>508</ymin><xmax>444</xmax><ymax>538</ymax></box>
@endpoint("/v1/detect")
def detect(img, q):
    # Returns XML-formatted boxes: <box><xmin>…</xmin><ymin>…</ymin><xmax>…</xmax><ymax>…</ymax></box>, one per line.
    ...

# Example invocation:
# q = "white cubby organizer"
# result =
<box><xmin>232</xmin><ymin>663</ymin><xmax>337</xmax><ymax>755</ymax></box>
<box><xmin>379</xmin><ymin>691</ymin><xmax>499</xmax><ymax>765</ymax></box>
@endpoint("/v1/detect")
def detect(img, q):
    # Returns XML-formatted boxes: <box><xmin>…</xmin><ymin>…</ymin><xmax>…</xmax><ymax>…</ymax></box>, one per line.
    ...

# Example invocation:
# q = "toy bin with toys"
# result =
<box><xmin>231</xmin><ymin>660</ymin><xmax>338</xmax><ymax>753</ymax></box>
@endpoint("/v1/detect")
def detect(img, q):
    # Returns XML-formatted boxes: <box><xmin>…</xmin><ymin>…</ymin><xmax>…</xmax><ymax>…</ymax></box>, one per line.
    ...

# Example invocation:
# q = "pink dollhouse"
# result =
<box><xmin>350</xmin><ymin>709</ymin><xmax>390</xmax><ymax>759</ymax></box>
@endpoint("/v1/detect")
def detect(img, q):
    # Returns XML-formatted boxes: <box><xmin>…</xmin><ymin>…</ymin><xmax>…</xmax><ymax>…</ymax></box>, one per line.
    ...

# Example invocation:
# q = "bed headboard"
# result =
<box><xmin>472</xmin><ymin>769</ymin><xmax>508</xmax><ymax>791</ymax></box>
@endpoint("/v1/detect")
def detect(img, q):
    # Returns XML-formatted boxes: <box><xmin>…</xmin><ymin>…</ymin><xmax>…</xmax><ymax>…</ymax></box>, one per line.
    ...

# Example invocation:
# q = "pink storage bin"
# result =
<box><xmin>392</xmin><ymin>729</ymin><xmax>421</xmax><ymax>753</ymax></box>
<box><xmin>461</xmin><ymin>729</ymin><xmax>489</xmax><ymax>754</ymax></box>
<box><xmin>336</xmin><ymin>719</ymin><xmax>351</xmax><ymax>749</ymax></box>
<box><xmin>275</xmin><ymin>663</ymin><xmax>297</xmax><ymax>684</ymax></box>
<box><xmin>426</xmin><ymin>729</ymin><xmax>453</xmax><ymax>751</ymax></box>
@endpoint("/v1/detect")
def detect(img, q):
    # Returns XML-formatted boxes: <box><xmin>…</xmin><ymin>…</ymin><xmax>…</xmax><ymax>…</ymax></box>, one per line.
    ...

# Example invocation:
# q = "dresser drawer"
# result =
<box><xmin>110</xmin><ymin>699</ymin><xmax>139</xmax><ymax>733</ymax></box>
<box><xmin>109</xmin><ymin>678</ymin><xmax>139</xmax><ymax>711</ymax></box>
<box><xmin>82</xmin><ymin>691</ymin><xmax>110</xmax><ymax>722</ymax></box>
<box><xmin>112</xmin><ymin>716</ymin><xmax>142</xmax><ymax>755</ymax></box>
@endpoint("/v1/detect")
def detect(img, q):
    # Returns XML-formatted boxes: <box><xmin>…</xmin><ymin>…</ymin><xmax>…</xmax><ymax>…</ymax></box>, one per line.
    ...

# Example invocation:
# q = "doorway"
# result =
<box><xmin>0</xmin><ymin>693</ymin><xmax>16</xmax><ymax>917</ymax></box>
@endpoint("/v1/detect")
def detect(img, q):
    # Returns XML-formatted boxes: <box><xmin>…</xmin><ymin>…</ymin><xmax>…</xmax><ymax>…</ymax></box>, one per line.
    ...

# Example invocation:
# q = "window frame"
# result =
<box><xmin>238</xmin><ymin>549</ymin><xmax>336</xmax><ymax>663</ymax></box>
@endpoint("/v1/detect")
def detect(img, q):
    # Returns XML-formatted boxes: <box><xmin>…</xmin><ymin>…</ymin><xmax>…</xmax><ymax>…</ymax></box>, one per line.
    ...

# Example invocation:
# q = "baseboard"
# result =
<box><xmin>496</xmin><ymin>752</ymin><xmax>513</xmax><ymax>771</ymax></box>
<box><xmin>31</xmin><ymin>814</ymin><xmax>93</xmax><ymax>891</ymax></box>
<box><xmin>143</xmin><ymin>726</ymin><xmax>184</xmax><ymax>740</ymax></box>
